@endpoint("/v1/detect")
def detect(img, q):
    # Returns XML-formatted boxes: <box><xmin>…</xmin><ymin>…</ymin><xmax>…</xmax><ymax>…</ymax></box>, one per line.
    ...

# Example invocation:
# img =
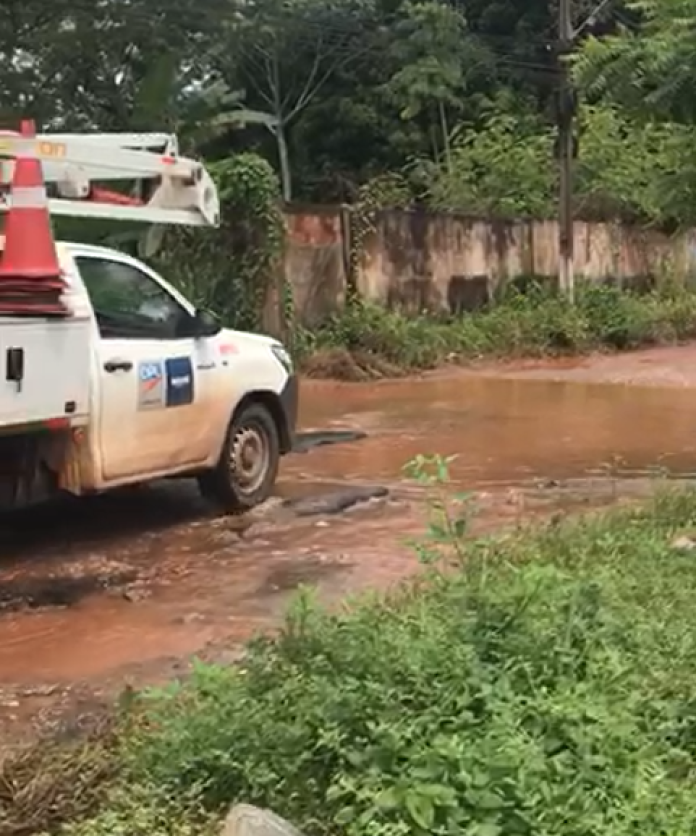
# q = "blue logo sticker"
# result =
<box><xmin>137</xmin><ymin>360</ymin><xmax>164</xmax><ymax>409</ymax></box>
<box><xmin>165</xmin><ymin>356</ymin><xmax>194</xmax><ymax>407</ymax></box>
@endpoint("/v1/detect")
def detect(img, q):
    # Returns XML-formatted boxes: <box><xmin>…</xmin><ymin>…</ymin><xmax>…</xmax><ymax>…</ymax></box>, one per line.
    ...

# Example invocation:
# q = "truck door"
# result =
<box><xmin>75</xmin><ymin>253</ymin><xmax>219</xmax><ymax>483</ymax></box>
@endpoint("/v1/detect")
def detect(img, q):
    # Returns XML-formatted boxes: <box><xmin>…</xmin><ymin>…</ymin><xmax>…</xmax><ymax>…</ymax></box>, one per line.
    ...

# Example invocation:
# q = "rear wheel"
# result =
<box><xmin>198</xmin><ymin>402</ymin><xmax>280</xmax><ymax>513</ymax></box>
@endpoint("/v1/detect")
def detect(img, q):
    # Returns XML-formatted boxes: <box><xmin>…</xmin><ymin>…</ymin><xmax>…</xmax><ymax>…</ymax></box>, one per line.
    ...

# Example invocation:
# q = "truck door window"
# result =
<box><xmin>76</xmin><ymin>257</ymin><xmax>187</xmax><ymax>339</ymax></box>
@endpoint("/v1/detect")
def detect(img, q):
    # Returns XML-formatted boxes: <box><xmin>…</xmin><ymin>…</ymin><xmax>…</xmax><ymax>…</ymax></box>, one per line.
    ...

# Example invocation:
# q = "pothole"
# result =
<box><xmin>292</xmin><ymin>429</ymin><xmax>367</xmax><ymax>454</ymax></box>
<box><xmin>283</xmin><ymin>485</ymin><xmax>389</xmax><ymax>517</ymax></box>
<box><xmin>0</xmin><ymin>569</ymin><xmax>138</xmax><ymax>612</ymax></box>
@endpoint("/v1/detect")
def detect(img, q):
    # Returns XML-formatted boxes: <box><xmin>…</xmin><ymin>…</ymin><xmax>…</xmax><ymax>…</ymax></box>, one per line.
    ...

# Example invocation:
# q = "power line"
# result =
<box><xmin>572</xmin><ymin>0</ymin><xmax>616</xmax><ymax>38</ymax></box>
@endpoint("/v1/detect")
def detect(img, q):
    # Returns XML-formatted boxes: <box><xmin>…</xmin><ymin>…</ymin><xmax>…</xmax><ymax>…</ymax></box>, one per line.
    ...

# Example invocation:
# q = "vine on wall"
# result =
<box><xmin>153</xmin><ymin>153</ymin><xmax>285</xmax><ymax>331</ymax></box>
<box><xmin>348</xmin><ymin>172</ymin><xmax>412</xmax><ymax>307</ymax></box>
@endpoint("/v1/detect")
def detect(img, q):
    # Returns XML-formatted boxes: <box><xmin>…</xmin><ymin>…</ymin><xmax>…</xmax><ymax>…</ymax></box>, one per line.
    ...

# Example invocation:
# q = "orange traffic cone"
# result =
<box><xmin>0</xmin><ymin>119</ymin><xmax>68</xmax><ymax>315</ymax></box>
<box><xmin>0</xmin><ymin>120</ymin><xmax>62</xmax><ymax>282</ymax></box>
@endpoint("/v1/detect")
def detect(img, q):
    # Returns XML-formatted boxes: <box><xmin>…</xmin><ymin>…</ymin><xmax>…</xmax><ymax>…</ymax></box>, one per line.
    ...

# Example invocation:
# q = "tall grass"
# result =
<box><xmin>50</xmin><ymin>468</ymin><xmax>696</xmax><ymax>836</ymax></box>
<box><xmin>296</xmin><ymin>282</ymin><xmax>696</xmax><ymax>375</ymax></box>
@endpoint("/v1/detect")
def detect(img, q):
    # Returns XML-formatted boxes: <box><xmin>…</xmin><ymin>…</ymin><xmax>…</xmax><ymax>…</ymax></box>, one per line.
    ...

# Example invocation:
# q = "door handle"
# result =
<box><xmin>103</xmin><ymin>359</ymin><xmax>133</xmax><ymax>373</ymax></box>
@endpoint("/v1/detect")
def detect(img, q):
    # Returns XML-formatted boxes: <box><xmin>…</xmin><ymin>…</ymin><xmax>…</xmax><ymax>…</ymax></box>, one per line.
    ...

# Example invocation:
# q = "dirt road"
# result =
<box><xmin>3</xmin><ymin>345</ymin><xmax>696</xmax><ymax>747</ymax></box>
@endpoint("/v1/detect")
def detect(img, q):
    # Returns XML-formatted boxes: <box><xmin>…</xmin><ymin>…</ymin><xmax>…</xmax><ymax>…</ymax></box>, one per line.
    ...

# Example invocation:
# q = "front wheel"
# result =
<box><xmin>198</xmin><ymin>402</ymin><xmax>280</xmax><ymax>513</ymax></box>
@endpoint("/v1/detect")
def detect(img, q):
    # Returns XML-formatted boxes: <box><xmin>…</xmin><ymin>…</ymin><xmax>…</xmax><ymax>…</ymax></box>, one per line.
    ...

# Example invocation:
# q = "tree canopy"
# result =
<box><xmin>2</xmin><ymin>0</ymin><xmax>696</xmax><ymax>225</ymax></box>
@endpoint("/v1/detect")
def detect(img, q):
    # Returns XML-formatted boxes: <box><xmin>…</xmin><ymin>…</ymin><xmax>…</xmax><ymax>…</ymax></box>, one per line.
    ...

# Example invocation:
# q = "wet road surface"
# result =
<box><xmin>3</xmin><ymin>345</ymin><xmax>696</xmax><ymax>746</ymax></box>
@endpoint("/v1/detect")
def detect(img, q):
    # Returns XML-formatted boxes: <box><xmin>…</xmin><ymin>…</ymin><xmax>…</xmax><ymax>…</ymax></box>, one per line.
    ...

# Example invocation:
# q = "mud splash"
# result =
<box><xmin>3</xmin><ymin>346</ymin><xmax>696</xmax><ymax>745</ymax></box>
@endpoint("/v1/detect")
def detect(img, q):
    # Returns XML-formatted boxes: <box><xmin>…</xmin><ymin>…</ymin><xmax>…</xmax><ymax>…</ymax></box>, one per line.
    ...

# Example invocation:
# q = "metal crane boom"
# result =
<box><xmin>0</xmin><ymin>130</ymin><xmax>220</xmax><ymax>228</ymax></box>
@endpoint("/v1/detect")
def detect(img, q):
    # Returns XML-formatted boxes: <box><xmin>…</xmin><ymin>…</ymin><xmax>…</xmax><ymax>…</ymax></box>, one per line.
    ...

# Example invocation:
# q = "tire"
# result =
<box><xmin>198</xmin><ymin>402</ymin><xmax>280</xmax><ymax>513</ymax></box>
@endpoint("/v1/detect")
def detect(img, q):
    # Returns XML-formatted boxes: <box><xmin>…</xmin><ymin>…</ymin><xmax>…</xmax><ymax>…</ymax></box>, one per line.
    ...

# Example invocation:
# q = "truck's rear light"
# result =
<box><xmin>43</xmin><ymin>417</ymin><xmax>70</xmax><ymax>430</ymax></box>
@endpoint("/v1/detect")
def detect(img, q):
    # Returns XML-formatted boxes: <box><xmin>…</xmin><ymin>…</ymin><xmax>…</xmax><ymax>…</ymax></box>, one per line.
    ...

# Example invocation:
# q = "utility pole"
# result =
<box><xmin>558</xmin><ymin>0</ymin><xmax>575</xmax><ymax>303</ymax></box>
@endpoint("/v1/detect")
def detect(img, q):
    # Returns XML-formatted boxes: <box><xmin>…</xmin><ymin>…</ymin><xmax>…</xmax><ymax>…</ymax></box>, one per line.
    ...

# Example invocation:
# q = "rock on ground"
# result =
<box><xmin>222</xmin><ymin>805</ymin><xmax>306</xmax><ymax>836</ymax></box>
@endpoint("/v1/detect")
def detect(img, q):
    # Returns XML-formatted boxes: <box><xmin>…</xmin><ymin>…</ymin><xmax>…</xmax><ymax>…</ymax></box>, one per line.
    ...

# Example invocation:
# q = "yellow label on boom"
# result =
<box><xmin>36</xmin><ymin>141</ymin><xmax>66</xmax><ymax>158</ymax></box>
<box><xmin>0</xmin><ymin>138</ymin><xmax>66</xmax><ymax>158</ymax></box>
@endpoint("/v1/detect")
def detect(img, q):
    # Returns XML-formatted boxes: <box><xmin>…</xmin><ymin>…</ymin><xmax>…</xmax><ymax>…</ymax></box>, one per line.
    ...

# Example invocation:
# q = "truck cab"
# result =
<box><xmin>0</xmin><ymin>126</ymin><xmax>297</xmax><ymax>512</ymax></box>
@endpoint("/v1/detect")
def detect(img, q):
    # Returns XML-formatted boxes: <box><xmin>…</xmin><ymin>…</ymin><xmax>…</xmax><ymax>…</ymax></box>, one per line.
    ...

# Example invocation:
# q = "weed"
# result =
<box><xmin>61</xmin><ymin>464</ymin><xmax>696</xmax><ymax>836</ymax></box>
<box><xmin>0</xmin><ymin>715</ymin><xmax>119</xmax><ymax>836</ymax></box>
<box><xmin>297</xmin><ymin>283</ymin><xmax>696</xmax><ymax>377</ymax></box>
<box><xmin>26</xmin><ymin>459</ymin><xmax>696</xmax><ymax>836</ymax></box>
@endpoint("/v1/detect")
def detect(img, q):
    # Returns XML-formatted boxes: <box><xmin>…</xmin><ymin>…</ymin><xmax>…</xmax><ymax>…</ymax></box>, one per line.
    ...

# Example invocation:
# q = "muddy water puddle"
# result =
<box><xmin>296</xmin><ymin>374</ymin><xmax>696</xmax><ymax>487</ymax></box>
<box><xmin>3</xmin><ymin>351</ymin><xmax>696</xmax><ymax>744</ymax></box>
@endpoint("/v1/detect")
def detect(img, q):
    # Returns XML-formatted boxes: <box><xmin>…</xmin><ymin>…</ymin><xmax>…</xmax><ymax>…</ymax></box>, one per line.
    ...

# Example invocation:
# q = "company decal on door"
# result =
<box><xmin>165</xmin><ymin>356</ymin><xmax>195</xmax><ymax>407</ymax></box>
<box><xmin>137</xmin><ymin>360</ymin><xmax>165</xmax><ymax>410</ymax></box>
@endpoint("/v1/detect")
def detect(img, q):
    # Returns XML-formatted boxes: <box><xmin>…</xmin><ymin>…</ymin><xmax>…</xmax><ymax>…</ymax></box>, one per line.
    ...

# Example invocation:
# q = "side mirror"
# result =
<box><xmin>193</xmin><ymin>308</ymin><xmax>221</xmax><ymax>337</ymax></box>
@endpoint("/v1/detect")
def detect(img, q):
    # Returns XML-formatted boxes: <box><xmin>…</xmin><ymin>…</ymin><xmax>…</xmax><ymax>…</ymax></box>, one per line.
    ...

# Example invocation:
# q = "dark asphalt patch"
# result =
<box><xmin>284</xmin><ymin>485</ymin><xmax>389</xmax><ymax>517</ymax></box>
<box><xmin>292</xmin><ymin>429</ymin><xmax>367</xmax><ymax>454</ymax></box>
<box><xmin>0</xmin><ymin>570</ymin><xmax>137</xmax><ymax>612</ymax></box>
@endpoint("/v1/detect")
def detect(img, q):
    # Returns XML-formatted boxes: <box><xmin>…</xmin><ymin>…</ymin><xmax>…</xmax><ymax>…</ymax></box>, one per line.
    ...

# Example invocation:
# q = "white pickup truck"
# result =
<box><xmin>0</xmin><ymin>129</ymin><xmax>297</xmax><ymax>512</ymax></box>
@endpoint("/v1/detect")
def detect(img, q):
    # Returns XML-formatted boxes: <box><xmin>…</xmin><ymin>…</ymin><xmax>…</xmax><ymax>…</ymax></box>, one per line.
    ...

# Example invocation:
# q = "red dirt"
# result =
<box><xmin>459</xmin><ymin>345</ymin><xmax>696</xmax><ymax>388</ymax></box>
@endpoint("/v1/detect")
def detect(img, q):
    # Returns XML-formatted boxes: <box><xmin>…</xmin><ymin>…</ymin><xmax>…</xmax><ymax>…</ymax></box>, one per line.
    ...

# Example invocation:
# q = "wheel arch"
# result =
<box><xmin>232</xmin><ymin>390</ymin><xmax>292</xmax><ymax>454</ymax></box>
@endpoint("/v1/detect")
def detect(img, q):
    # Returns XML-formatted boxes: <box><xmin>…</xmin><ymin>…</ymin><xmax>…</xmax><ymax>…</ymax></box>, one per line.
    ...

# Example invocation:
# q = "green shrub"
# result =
<box><xmin>60</xmin><ymin>785</ymin><xmax>214</xmax><ymax>836</ymax></box>
<box><xmin>94</xmin><ymin>472</ymin><xmax>696</xmax><ymax>836</ymax></box>
<box><xmin>299</xmin><ymin>283</ymin><xmax>696</xmax><ymax>374</ymax></box>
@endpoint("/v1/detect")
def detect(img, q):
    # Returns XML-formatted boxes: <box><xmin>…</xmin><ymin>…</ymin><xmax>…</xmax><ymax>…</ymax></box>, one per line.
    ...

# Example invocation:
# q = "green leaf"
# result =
<box><xmin>405</xmin><ymin>790</ymin><xmax>435</xmax><ymax>830</ymax></box>
<box><xmin>468</xmin><ymin>823</ymin><xmax>503</xmax><ymax>836</ymax></box>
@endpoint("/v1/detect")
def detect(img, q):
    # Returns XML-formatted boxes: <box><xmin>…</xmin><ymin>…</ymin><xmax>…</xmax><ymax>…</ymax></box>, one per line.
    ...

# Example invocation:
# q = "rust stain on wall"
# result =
<box><xmin>285</xmin><ymin>205</ymin><xmax>342</xmax><ymax>246</ymax></box>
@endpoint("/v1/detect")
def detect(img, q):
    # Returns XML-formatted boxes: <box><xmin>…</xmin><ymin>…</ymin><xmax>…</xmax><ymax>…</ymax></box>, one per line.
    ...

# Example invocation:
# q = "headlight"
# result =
<box><xmin>271</xmin><ymin>343</ymin><xmax>293</xmax><ymax>373</ymax></box>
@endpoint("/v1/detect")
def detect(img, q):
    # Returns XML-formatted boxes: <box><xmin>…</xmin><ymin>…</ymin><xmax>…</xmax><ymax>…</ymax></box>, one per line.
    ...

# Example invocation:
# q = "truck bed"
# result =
<box><xmin>0</xmin><ymin>317</ymin><xmax>91</xmax><ymax>429</ymax></box>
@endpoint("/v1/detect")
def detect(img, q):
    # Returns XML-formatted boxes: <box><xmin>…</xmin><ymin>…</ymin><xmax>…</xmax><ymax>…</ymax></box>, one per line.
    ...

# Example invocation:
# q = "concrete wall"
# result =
<box><xmin>284</xmin><ymin>205</ymin><xmax>696</xmax><ymax>323</ymax></box>
<box><xmin>284</xmin><ymin>205</ymin><xmax>347</xmax><ymax>327</ymax></box>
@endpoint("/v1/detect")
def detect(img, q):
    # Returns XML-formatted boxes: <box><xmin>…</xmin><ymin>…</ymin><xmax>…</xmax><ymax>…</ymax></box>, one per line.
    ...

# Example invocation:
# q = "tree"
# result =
<box><xmin>382</xmin><ymin>1</ymin><xmax>495</xmax><ymax>170</ymax></box>
<box><xmin>574</xmin><ymin>0</ymin><xmax>696</xmax><ymax>122</ymax></box>
<box><xmin>573</xmin><ymin>104</ymin><xmax>693</xmax><ymax>224</ymax></box>
<box><xmin>426</xmin><ymin>103</ymin><xmax>555</xmax><ymax>218</ymax></box>
<box><xmin>571</xmin><ymin>1</ymin><xmax>696</xmax><ymax>226</ymax></box>
<box><xmin>0</xmin><ymin>0</ymin><xmax>82</xmax><ymax>125</ymax></box>
<box><xmin>0</xmin><ymin>0</ymin><xmax>233</xmax><ymax>130</ymax></box>
<box><xmin>216</xmin><ymin>0</ymin><xmax>373</xmax><ymax>201</ymax></box>
<box><xmin>4</xmin><ymin>0</ymin><xmax>671</xmax><ymax>222</ymax></box>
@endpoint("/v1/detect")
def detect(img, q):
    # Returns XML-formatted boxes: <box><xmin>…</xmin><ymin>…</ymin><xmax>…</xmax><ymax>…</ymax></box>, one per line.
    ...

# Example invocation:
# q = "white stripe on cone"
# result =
<box><xmin>6</xmin><ymin>186</ymin><xmax>48</xmax><ymax>208</ymax></box>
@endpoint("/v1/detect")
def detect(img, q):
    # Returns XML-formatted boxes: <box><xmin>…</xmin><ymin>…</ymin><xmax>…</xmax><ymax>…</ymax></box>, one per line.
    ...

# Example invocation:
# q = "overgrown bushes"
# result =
<box><xmin>153</xmin><ymin>153</ymin><xmax>285</xmax><ymax>332</ymax></box>
<box><xmin>297</xmin><ymin>282</ymin><xmax>696</xmax><ymax>377</ymax></box>
<box><xmin>424</xmin><ymin>104</ymin><xmax>696</xmax><ymax>227</ymax></box>
<box><xmin>43</xmin><ymin>470</ymin><xmax>696</xmax><ymax>836</ymax></box>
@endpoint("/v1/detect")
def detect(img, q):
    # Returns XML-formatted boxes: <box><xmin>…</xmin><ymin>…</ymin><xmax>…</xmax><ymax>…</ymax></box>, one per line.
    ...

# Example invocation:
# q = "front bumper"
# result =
<box><xmin>278</xmin><ymin>373</ymin><xmax>299</xmax><ymax>453</ymax></box>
